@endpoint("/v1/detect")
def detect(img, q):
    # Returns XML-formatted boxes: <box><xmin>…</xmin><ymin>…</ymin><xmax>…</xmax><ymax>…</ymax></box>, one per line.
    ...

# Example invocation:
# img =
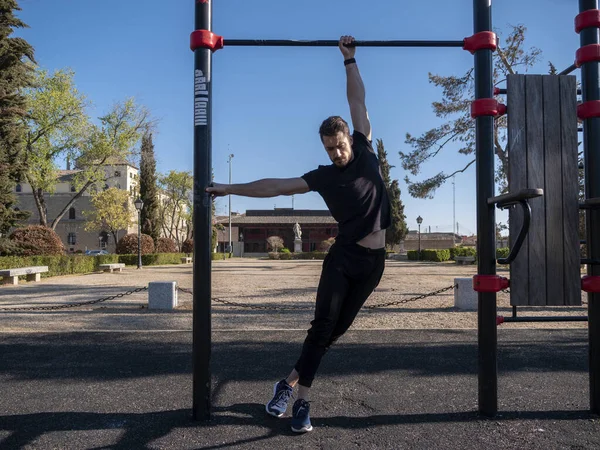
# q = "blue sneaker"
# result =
<box><xmin>291</xmin><ymin>399</ymin><xmax>313</xmax><ymax>433</ymax></box>
<box><xmin>265</xmin><ymin>379</ymin><xmax>293</xmax><ymax>417</ymax></box>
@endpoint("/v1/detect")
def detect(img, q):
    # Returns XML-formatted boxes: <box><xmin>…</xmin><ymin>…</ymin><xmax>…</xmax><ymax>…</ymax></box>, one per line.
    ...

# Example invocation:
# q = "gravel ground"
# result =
<box><xmin>0</xmin><ymin>259</ymin><xmax>588</xmax><ymax>332</ymax></box>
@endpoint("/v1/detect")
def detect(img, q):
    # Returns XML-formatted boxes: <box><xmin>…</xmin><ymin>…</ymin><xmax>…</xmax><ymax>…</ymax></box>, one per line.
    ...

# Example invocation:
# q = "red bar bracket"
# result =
<box><xmin>190</xmin><ymin>30</ymin><xmax>224</xmax><ymax>52</ymax></box>
<box><xmin>576</xmin><ymin>44</ymin><xmax>600</xmax><ymax>66</ymax></box>
<box><xmin>496</xmin><ymin>316</ymin><xmax>505</xmax><ymax>326</ymax></box>
<box><xmin>576</xmin><ymin>9</ymin><xmax>600</xmax><ymax>33</ymax></box>
<box><xmin>577</xmin><ymin>100</ymin><xmax>600</xmax><ymax>120</ymax></box>
<box><xmin>582</xmin><ymin>276</ymin><xmax>600</xmax><ymax>293</ymax></box>
<box><xmin>463</xmin><ymin>31</ymin><xmax>497</xmax><ymax>54</ymax></box>
<box><xmin>471</xmin><ymin>99</ymin><xmax>507</xmax><ymax>119</ymax></box>
<box><xmin>473</xmin><ymin>275</ymin><xmax>510</xmax><ymax>293</ymax></box>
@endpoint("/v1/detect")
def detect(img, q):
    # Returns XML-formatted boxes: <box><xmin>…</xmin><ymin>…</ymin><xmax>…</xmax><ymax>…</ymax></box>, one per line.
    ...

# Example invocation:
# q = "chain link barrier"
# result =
<box><xmin>177</xmin><ymin>285</ymin><xmax>456</xmax><ymax>311</ymax></box>
<box><xmin>0</xmin><ymin>287</ymin><xmax>148</xmax><ymax>312</ymax></box>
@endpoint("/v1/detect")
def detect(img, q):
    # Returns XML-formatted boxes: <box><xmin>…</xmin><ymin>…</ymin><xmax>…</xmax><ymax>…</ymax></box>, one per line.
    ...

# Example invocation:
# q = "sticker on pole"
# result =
<box><xmin>195</xmin><ymin>69</ymin><xmax>209</xmax><ymax>126</ymax></box>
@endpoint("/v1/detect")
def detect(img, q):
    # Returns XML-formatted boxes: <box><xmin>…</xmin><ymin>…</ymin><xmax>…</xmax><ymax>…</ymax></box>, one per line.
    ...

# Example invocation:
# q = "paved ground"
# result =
<box><xmin>0</xmin><ymin>260</ymin><xmax>597</xmax><ymax>449</ymax></box>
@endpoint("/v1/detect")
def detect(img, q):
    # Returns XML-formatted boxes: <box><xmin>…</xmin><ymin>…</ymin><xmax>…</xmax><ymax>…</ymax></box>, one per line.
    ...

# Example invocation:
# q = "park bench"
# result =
<box><xmin>181</xmin><ymin>257</ymin><xmax>192</xmax><ymax>264</ymax></box>
<box><xmin>455</xmin><ymin>256</ymin><xmax>476</xmax><ymax>265</ymax></box>
<box><xmin>0</xmin><ymin>266</ymin><xmax>49</xmax><ymax>285</ymax></box>
<box><xmin>99</xmin><ymin>263</ymin><xmax>125</xmax><ymax>273</ymax></box>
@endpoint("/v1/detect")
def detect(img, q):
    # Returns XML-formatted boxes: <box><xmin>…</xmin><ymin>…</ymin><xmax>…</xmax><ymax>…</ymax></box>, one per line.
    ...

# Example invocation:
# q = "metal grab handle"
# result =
<box><xmin>498</xmin><ymin>200</ymin><xmax>531</xmax><ymax>265</ymax></box>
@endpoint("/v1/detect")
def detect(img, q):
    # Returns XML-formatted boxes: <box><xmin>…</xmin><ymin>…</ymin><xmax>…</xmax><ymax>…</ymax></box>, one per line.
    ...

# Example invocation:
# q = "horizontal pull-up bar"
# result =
<box><xmin>223</xmin><ymin>39</ymin><xmax>466</xmax><ymax>48</ymax></box>
<box><xmin>190</xmin><ymin>31</ymin><xmax>497</xmax><ymax>53</ymax></box>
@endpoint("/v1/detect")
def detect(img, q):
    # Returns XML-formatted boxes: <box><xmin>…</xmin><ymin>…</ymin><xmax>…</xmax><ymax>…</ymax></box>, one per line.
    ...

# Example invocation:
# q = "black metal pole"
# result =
<box><xmin>559</xmin><ymin>63</ymin><xmax>579</xmax><ymax>76</ymax></box>
<box><xmin>137</xmin><ymin>211</ymin><xmax>142</xmax><ymax>269</ymax></box>
<box><xmin>474</xmin><ymin>0</ymin><xmax>498</xmax><ymax>417</ymax></box>
<box><xmin>223</xmin><ymin>39</ymin><xmax>466</xmax><ymax>48</ymax></box>
<box><xmin>418</xmin><ymin>224</ymin><xmax>421</xmax><ymax>260</ymax></box>
<box><xmin>580</xmin><ymin>0</ymin><xmax>600</xmax><ymax>415</ymax></box>
<box><xmin>192</xmin><ymin>0</ymin><xmax>212</xmax><ymax>421</ymax></box>
<box><xmin>502</xmin><ymin>316</ymin><xmax>589</xmax><ymax>323</ymax></box>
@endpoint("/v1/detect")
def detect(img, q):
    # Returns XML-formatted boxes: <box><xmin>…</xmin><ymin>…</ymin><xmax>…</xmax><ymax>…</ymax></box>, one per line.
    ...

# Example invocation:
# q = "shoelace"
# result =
<box><xmin>273</xmin><ymin>387</ymin><xmax>293</xmax><ymax>408</ymax></box>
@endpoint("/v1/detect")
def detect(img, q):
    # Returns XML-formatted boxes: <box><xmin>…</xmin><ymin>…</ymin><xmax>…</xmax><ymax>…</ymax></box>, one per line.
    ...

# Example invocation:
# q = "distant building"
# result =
<box><xmin>13</xmin><ymin>161</ymin><xmax>140</xmax><ymax>253</ymax></box>
<box><xmin>403</xmin><ymin>231</ymin><xmax>463</xmax><ymax>251</ymax></box>
<box><xmin>217</xmin><ymin>208</ymin><xmax>338</xmax><ymax>255</ymax></box>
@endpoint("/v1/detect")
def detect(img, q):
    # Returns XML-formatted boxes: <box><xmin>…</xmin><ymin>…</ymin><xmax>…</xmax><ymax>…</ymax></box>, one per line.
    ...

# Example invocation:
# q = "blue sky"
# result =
<box><xmin>16</xmin><ymin>0</ymin><xmax>580</xmax><ymax>235</ymax></box>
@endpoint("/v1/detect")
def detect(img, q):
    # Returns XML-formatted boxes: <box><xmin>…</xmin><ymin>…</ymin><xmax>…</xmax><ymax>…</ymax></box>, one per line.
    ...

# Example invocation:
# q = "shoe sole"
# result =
<box><xmin>265</xmin><ymin>382</ymin><xmax>286</xmax><ymax>418</ymax></box>
<box><xmin>291</xmin><ymin>424</ymin><xmax>313</xmax><ymax>433</ymax></box>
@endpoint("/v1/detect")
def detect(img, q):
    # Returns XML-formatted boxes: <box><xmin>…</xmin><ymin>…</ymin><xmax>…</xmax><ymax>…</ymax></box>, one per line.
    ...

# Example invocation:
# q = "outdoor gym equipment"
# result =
<box><xmin>189</xmin><ymin>0</ymin><xmax>600</xmax><ymax>421</ymax></box>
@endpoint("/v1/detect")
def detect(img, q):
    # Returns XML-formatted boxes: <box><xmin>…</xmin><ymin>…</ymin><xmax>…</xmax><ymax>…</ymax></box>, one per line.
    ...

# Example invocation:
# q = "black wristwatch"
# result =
<box><xmin>344</xmin><ymin>58</ymin><xmax>356</xmax><ymax>66</ymax></box>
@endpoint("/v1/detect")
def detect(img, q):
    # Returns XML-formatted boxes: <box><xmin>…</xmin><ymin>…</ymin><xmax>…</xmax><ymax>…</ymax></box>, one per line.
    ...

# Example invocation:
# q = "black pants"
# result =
<box><xmin>294</xmin><ymin>243</ymin><xmax>386</xmax><ymax>387</ymax></box>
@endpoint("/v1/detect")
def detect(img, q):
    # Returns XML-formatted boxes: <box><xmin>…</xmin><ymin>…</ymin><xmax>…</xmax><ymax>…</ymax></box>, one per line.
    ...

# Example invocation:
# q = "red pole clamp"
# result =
<box><xmin>463</xmin><ymin>31</ymin><xmax>497</xmax><ymax>54</ymax></box>
<box><xmin>471</xmin><ymin>99</ymin><xmax>507</xmax><ymax>119</ymax></box>
<box><xmin>496</xmin><ymin>316</ymin><xmax>505</xmax><ymax>326</ymax></box>
<box><xmin>473</xmin><ymin>275</ymin><xmax>510</xmax><ymax>293</ymax></box>
<box><xmin>577</xmin><ymin>100</ymin><xmax>600</xmax><ymax>120</ymax></box>
<box><xmin>576</xmin><ymin>44</ymin><xmax>600</xmax><ymax>66</ymax></box>
<box><xmin>190</xmin><ymin>30</ymin><xmax>224</xmax><ymax>52</ymax></box>
<box><xmin>582</xmin><ymin>276</ymin><xmax>600</xmax><ymax>293</ymax></box>
<box><xmin>576</xmin><ymin>9</ymin><xmax>600</xmax><ymax>33</ymax></box>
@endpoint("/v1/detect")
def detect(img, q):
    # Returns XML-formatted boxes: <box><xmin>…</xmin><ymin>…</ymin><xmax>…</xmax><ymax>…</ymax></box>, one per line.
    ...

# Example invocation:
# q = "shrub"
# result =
<box><xmin>319</xmin><ymin>237</ymin><xmax>336</xmax><ymax>252</ymax></box>
<box><xmin>453</xmin><ymin>247</ymin><xmax>477</xmax><ymax>258</ymax></box>
<box><xmin>266</xmin><ymin>236</ymin><xmax>284</xmax><ymax>252</ymax></box>
<box><xmin>155</xmin><ymin>237</ymin><xmax>178</xmax><ymax>253</ymax></box>
<box><xmin>212</xmin><ymin>252</ymin><xmax>232</xmax><ymax>260</ymax></box>
<box><xmin>182</xmin><ymin>239</ymin><xmax>194</xmax><ymax>254</ymax></box>
<box><xmin>280</xmin><ymin>248</ymin><xmax>291</xmax><ymax>254</ymax></box>
<box><xmin>116</xmin><ymin>233</ymin><xmax>155</xmax><ymax>255</ymax></box>
<box><xmin>280</xmin><ymin>252</ymin><xmax>292</xmax><ymax>260</ymax></box>
<box><xmin>268</xmin><ymin>252</ymin><xmax>280</xmax><ymax>260</ymax></box>
<box><xmin>9</xmin><ymin>225</ymin><xmax>65</xmax><ymax>256</ymax></box>
<box><xmin>292</xmin><ymin>251</ymin><xmax>327</xmax><ymax>260</ymax></box>
<box><xmin>407</xmin><ymin>250</ymin><xmax>420</xmax><ymax>261</ymax></box>
<box><xmin>496</xmin><ymin>247</ymin><xmax>510</xmax><ymax>260</ymax></box>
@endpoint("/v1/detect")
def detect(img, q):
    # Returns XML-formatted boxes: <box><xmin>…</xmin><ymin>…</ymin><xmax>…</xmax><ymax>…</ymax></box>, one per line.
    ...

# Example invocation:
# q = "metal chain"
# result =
<box><xmin>364</xmin><ymin>285</ymin><xmax>455</xmax><ymax>309</ymax></box>
<box><xmin>178</xmin><ymin>285</ymin><xmax>455</xmax><ymax>311</ymax></box>
<box><xmin>0</xmin><ymin>287</ymin><xmax>148</xmax><ymax>312</ymax></box>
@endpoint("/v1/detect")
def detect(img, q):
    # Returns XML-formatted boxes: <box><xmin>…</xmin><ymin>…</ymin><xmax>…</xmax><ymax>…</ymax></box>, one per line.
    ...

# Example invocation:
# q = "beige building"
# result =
<box><xmin>14</xmin><ymin>162</ymin><xmax>140</xmax><ymax>253</ymax></box>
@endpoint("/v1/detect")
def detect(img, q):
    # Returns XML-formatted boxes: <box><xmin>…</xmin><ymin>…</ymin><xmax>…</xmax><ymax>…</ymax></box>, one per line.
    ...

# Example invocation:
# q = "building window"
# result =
<box><xmin>69</xmin><ymin>208</ymin><xmax>76</xmax><ymax>220</ymax></box>
<box><xmin>68</xmin><ymin>233</ymin><xmax>77</xmax><ymax>245</ymax></box>
<box><xmin>104</xmin><ymin>184</ymin><xmax>109</xmax><ymax>191</ymax></box>
<box><xmin>15</xmin><ymin>184</ymin><xmax>22</xmax><ymax>192</ymax></box>
<box><xmin>116</xmin><ymin>183</ymin><xmax>121</xmax><ymax>189</ymax></box>
<box><xmin>70</xmin><ymin>184</ymin><xmax>76</xmax><ymax>192</ymax></box>
<box><xmin>130</xmin><ymin>173</ymin><xmax>133</xmax><ymax>179</ymax></box>
<box><xmin>115</xmin><ymin>171</ymin><xmax>121</xmax><ymax>177</ymax></box>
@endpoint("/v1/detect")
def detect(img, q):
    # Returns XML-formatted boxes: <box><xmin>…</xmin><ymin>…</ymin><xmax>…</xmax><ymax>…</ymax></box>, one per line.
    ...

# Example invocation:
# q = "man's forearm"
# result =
<box><xmin>345</xmin><ymin>62</ymin><xmax>366</xmax><ymax>104</ymax></box>
<box><xmin>226</xmin><ymin>179</ymin><xmax>285</xmax><ymax>198</ymax></box>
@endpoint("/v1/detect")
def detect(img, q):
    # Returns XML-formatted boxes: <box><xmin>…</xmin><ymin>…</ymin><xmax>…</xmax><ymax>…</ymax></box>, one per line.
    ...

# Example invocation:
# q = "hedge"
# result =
<box><xmin>212</xmin><ymin>253</ymin><xmax>232</xmax><ymax>260</ymax></box>
<box><xmin>451</xmin><ymin>247</ymin><xmax>477</xmax><ymax>259</ymax></box>
<box><xmin>0</xmin><ymin>253</ymin><xmax>190</xmax><ymax>279</ymax></box>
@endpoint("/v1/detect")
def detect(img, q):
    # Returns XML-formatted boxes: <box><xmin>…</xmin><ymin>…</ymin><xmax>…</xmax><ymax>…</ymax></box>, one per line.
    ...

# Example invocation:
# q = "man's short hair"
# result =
<box><xmin>319</xmin><ymin>116</ymin><xmax>350</xmax><ymax>141</ymax></box>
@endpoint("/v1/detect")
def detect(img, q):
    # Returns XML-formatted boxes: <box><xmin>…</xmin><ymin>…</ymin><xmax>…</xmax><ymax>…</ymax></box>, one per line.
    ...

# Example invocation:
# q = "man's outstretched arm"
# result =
<box><xmin>340</xmin><ymin>35</ymin><xmax>372</xmax><ymax>142</ymax></box>
<box><xmin>206</xmin><ymin>177</ymin><xmax>309</xmax><ymax>198</ymax></box>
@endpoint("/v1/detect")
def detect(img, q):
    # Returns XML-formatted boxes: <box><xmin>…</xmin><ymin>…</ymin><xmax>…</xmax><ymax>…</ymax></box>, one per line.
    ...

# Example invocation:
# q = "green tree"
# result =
<box><xmin>400</xmin><ymin>25</ymin><xmax>542</xmax><ymax>199</ymax></box>
<box><xmin>22</xmin><ymin>68</ymin><xmax>89</xmax><ymax>227</ymax></box>
<box><xmin>83</xmin><ymin>187</ymin><xmax>132</xmax><ymax>246</ymax></box>
<box><xmin>158</xmin><ymin>170</ymin><xmax>193</xmax><ymax>249</ymax></box>
<box><xmin>139</xmin><ymin>130</ymin><xmax>160</xmax><ymax>241</ymax></box>
<box><xmin>0</xmin><ymin>0</ymin><xmax>35</xmax><ymax>246</ymax></box>
<box><xmin>376</xmin><ymin>139</ymin><xmax>408</xmax><ymax>249</ymax></box>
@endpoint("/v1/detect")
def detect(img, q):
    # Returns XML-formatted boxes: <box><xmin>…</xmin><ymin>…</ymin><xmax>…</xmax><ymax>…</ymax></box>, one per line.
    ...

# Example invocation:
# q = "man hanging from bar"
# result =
<box><xmin>207</xmin><ymin>36</ymin><xmax>391</xmax><ymax>433</ymax></box>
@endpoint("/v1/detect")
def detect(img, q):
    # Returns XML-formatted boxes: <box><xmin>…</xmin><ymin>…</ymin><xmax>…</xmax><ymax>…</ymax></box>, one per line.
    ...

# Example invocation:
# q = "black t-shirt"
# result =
<box><xmin>301</xmin><ymin>131</ymin><xmax>391</xmax><ymax>245</ymax></box>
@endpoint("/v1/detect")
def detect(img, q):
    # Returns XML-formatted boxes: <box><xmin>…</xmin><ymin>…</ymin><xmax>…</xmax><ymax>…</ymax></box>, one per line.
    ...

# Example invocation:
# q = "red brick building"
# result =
<box><xmin>218</xmin><ymin>208</ymin><xmax>338</xmax><ymax>254</ymax></box>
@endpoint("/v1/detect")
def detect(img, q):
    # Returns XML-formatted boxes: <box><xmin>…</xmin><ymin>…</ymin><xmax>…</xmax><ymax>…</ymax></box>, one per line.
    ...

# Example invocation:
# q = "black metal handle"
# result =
<box><xmin>497</xmin><ymin>200</ymin><xmax>531</xmax><ymax>265</ymax></box>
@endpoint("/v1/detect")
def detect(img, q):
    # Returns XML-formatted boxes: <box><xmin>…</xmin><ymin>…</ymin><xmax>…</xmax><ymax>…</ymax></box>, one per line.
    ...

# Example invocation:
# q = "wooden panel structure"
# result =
<box><xmin>506</xmin><ymin>74</ymin><xmax>581</xmax><ymax>306</ymax></box>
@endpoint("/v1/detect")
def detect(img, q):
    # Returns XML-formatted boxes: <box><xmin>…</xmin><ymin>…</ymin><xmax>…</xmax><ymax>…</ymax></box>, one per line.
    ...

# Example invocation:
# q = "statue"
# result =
<box><xmin>293</xmin><ymin>222</ymin><xmax>302</xmax><ymax>240</ymax></box>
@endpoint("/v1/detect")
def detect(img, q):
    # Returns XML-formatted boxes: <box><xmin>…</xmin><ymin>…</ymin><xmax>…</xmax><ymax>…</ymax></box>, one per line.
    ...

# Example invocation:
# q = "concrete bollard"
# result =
<box><xmin>454</xmin><ymin>278</ymin><xmax>477</xmax><ymax>311</ymax></box>
<box><xmin>148</xmin><ymin>282</ymin><xmax>178</xmax><ymax>310</ymax></box>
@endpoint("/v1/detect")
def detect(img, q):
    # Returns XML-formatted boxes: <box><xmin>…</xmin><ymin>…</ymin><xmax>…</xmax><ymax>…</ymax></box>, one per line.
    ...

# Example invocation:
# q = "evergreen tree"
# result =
<box><xmin>376</xmin><ymin>139</ymin><xmax>408</xmax><ymax>249</ymax></box>
<box><xmin>0</xmin><ymin>0</ymin><xmax>34</xmax><ymax>243</ymax></box>
<box><xmin>139</xmin><ymin>130</ymin><xmax>160</xmax><ymax>241</ymax></box>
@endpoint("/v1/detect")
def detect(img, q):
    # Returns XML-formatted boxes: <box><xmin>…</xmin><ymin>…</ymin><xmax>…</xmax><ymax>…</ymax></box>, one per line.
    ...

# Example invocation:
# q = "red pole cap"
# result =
<box><xmin>473</xmin><ymin>275</ymin><xmax>510</xmax><ymax>293</ymax></box>
<box><xmin>191</xmin><ymin>30</ymin><xmax>224</xmax><ymax>52</ymax></box>
<box><xmin>582</xmin><ymin>276</ymin><xmax>600</xmax><ymax>293</ymax></box>
<box><xmin>575</xmin><ymin>9</ymin><xmax>600</xmax><ymax>33</ymax></box>
<box><xmin>576</xmin><ymin>44</ymin><xmax>600</xmax><ymax>67</ymax></box>
<box><xmin>463</xmin><ymin>32</ymin><xmax>497</xmax><ymax>54</ymax></box>
<box><xmin>471</xmin><ymin>99</ymin><xmax>507</xmax><ymax>119</ymax></box>
<box><xmin>577</xmin><ymin>100</ymin><xmax>600</xmax><ymax>120</ymax></box>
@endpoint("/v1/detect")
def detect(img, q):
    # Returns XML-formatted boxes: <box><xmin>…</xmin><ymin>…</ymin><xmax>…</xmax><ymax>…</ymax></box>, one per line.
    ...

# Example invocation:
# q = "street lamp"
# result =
<box><xmin>417</xmin><ymin>215</ymin><xmax>423</xmax><ymax>260</ymax></box>
<box><xmin>228</xmin><ymin>153</ymin><xmax>234</xmax><ymax>255</ymax></box>
<box><xmin>134</xmin><ymin>198</ymin><xmax>144</xmax><ymax>269</ymax></box>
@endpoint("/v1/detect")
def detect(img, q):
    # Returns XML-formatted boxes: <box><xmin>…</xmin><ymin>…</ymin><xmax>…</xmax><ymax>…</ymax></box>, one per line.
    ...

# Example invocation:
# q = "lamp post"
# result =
<box><xmin>228</xmin><ymin>153</ymin><xmax>234</xmax><ymax>255</ymax></box>
<box><xmin>134</xmin><ymin>198</ymin><xmax>144</xmax><ymax>269</ymax></box>
<box><xmin>417</xmin><ymin>215</ymin><xmax>423</xmax><ymax>260</ymax></box>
